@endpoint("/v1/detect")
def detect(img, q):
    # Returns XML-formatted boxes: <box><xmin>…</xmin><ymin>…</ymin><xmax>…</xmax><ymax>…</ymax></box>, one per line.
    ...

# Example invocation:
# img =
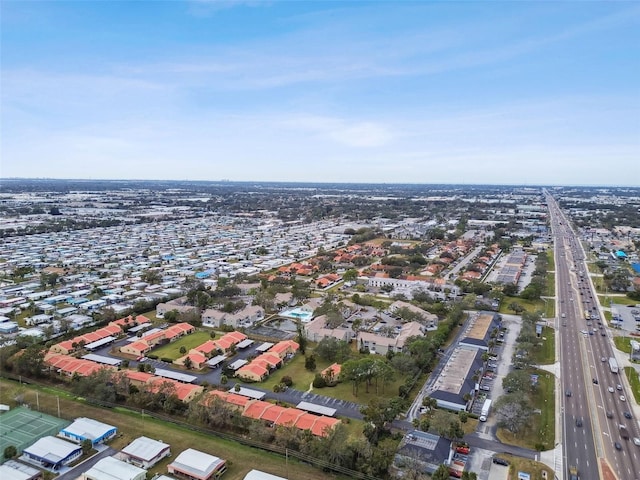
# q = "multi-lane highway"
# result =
<box><xmin>547</xmin><ymin>192</ymin><xmax>640</xmax><ymax>480</ymax></box>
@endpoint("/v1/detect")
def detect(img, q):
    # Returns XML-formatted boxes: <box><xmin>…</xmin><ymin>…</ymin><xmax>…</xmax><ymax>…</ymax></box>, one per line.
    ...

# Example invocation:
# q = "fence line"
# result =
<box><xmin>0</xmin><ymin>373</ymin><xmax>381</xmax><ymax>480</ymax></box>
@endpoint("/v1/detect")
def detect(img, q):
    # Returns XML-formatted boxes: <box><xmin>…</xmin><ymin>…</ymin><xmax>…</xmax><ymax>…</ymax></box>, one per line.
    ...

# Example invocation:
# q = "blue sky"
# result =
<box><xmin>1</xmin><ymin>1</ymin><xmax>639</xmax><ymax>185</ymax></box>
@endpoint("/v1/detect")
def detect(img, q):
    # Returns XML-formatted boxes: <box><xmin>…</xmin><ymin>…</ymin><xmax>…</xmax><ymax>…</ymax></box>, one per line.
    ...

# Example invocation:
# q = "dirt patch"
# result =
<box><xmin>599</xmin><ymin>458</ymin><xmax>618</xmax><ymax>480</ymax></box>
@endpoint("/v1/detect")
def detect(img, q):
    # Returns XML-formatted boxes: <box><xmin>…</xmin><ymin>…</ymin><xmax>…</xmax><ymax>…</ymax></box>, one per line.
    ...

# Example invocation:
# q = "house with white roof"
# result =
<box><xmin>58</xmin><ymin>417</ymin><xmax>117</xmax><ymax>445</ymax></box>
<box><xmin>120</xmin><ymin>436</ymin><xmax>171</xmax><ymax>469</ymax></box>
<box><xmin>167</xmin><ymin>448</ymin><xmax>227</xmax><ymax>480</ymax></box>
<box><xmin>82</xmin><ymin>456</ymin><xmax>147</xmax><ymax>480</ymax></box>
<box><xmin>22</xmin><ymin>436</ymin><xmax>82</xmax><ymax>470</ymax></box>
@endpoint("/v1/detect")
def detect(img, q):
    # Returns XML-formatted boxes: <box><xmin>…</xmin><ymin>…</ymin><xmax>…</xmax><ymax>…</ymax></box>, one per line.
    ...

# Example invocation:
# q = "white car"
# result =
<box><xmin>620</xmin><ymin>395</ymin><xmax>626</xmax><ymax>402</ymax></box>
<box><xmin>617</xmin><ymin>384</ymin><xmax>623</xmax><ymax>391</ymax></box>
<box><xmin>608</xmin><ymin>387</ymin><xmax>615</xmax><ymax>393</ymax></box>
<box><xmin>633</xmin><ymin>437</ymin><xmax>640</xmax><ymax>446</ymax></box>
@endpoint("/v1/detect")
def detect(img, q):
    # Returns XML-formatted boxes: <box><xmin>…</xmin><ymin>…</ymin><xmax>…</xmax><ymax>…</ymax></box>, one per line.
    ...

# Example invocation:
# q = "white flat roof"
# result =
<box><xmin>84</xmin><ymin>456</ymin><xmax>146</xmax><ymax>480</ymax></box>
<box><xmin>24</xmin><ymin>436</ymin><xmax>81</xmax><ymax>463</ymax></box>
<box><xmin>228</xmin><ymin>359</ymin><xmax>248</xmax><ymax>371</ymax></box>
<box><xmin>207</xmin><ymin>355</ymin><xmax>226</xmax><ymax>367</ymax></box>
<box><xmin>228</xmin><ymin>387</ymin><xmax>265</xmax><ymax>400</ymax></box>
<box><xmin>169</xmin><ymin>448</ymin><xmax>225</xmax><ymax>479</ymax></box>
<box><xmin>153</xmin><ymin>369</ymin><xmax>198</xmax><ymax>384</ymax></box>
<box><xmin>255</xmin><ymin>342</ymin><xmax>274</xmax><ymax>353</ymax></box>
<box><xmin>85</xmin><ymin>336</ymin><xmax>117</xmax><ymax>350</ymax></box>
<box><xmin>82</xmin><ymin>354</ymin><xmax>121</xmax><ymax>366</ymax></box>
<box><xmin>61</xmin><ymin>417</ymin><xmax>116</xmax><ymax>440</ymax></box>
<box><xmin>295</xmin><ymin>401</ymin><xmax>336</xmax><ymax>417</ymax></box>
<box><xmin>0</xmin><ymin>460</ymin><xmax>41</xmax><ymax>480</ymax></box>
<box><xmin>243</xmin><ymin>470</ymin><xmax>287</xmax><ymax>480</ymax></box>
<box><xmin>121</xmin><ymin>436</ymin><xmax>170</xmax><ymax>462</ymax></box>
<box><xmin>236</xmin><ymin>339</ymin><xmax>254</xmax><ymax>349</ymax></box>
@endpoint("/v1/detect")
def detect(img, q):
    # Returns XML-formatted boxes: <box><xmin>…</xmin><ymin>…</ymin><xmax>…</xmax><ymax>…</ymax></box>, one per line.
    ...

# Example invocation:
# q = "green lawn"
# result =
<box><xmin>546</xmin><ymin>250</ymin><xmax>555</xmax><ymax>272</ymax></box>
<box><xmin>614</xmin><ymin>336</ymin><xmax>634</xmax><ymax>354</ymax></box>
<box><xmin>530</xmin><ymin>327</ymin><xmax>555</xmax><ymax>365</ymax></box>
<box><xmin>0</xmin><ymin>380</ymin><xmax>348</xmax><ymax>480</ymax></box>
<box><xmin>608</xmin><ymin>296</ymin><xmax>638</xmax><ymax>306</ymax></box>
<box><xmin>545</xmin><ymin>273</ymin><xmax>555</xmax><ymax>298</ymax></box>
<box><xmin>493</xmin><ymin>453</ymin><xmax>553</xmax><ymax>480</ymax></box>
<box><xmin>150</xmin><ymin>331</ymin><xmax>213</xmax><ymax>360</ymax></box>
<box><xmin>254</xmin><ymin>352</ymin><xmax>406</xmax><ymax>404</ymax></box>
<box><xmin>497</xmin><ymin>368</ymin><xmax>555</xmax><ymax>450</ymax></box>
<box><xmin>624</xmin><ymin>367</ymin><xmax>640</xmax><ymax>403</ymax></box>
<box><xmin>499</xmin><ymin>297</ymin><xmax>546</xmax><ymax>315</ymax></box>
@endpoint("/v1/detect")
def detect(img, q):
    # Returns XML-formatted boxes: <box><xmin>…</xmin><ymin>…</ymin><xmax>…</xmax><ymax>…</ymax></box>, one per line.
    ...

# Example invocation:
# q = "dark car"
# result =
<box><xmin>566</xmin><ymin>390</ymin><xmax>572</xmax><ymax>397</ymax></box>
<box><xmin>576</xmin><ymin>417</ymin><xmax>583</xmax><ymax>427</ymax></box>
<box><xmin>593</xmin><ymin>378</ymin><xmax>599</xmax><ymax>384</ymax></box>
<box><xmin>624</xmin><ymin>411</ymin><xmax>632</xmax><ymax>419</ymax></box>
<box><xmin>493</xmin><ymin>457</ymin><xmax>510</xmax><ymax>466</ymax></box>
<box><xmin>614</xmin><ymin>442</ymin><xmax>622</xmax><ymax>450</ymax></box>
<box><xmin>606</xmin><ymin>411</ymin><xmax>614</xmax><ymax>418</ymax></box>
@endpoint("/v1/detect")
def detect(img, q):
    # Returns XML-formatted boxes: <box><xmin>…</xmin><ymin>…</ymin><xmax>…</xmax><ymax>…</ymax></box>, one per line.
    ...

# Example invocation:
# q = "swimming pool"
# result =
<box><xmin>280</xmin><ymin>307</ymin><xmax>313</xmax><ymax>323</ymax></box>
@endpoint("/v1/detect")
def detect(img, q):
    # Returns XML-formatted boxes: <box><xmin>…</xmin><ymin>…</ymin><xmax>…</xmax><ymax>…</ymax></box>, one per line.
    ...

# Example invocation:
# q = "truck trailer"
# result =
<box><xmin>479</xmin><ymin>399</ymin><xmax>492</xmax><ymax>422</ymax></box>
<box><xmin>609</xmin><ymin>357</ymin><xmax>619</xmax><ymax>374</ymax></box>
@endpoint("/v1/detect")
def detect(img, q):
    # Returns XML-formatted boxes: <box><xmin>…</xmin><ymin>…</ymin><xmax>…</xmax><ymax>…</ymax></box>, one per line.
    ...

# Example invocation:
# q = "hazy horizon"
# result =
<box><xmin>2</xmin><ymin>1</ymin><xmax>639</xmax><ymax>186</ymax></box>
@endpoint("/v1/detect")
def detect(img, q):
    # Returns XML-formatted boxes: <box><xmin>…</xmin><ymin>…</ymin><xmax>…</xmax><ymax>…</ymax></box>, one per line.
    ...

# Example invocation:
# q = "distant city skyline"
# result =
<box><xmin>1</xmin><ymin>1</ymin><xmax>639</xmax><ymax>186</ymax></box>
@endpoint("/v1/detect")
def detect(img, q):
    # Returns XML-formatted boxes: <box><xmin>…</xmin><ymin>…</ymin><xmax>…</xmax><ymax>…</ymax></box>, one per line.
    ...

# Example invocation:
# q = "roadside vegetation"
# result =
<box><xmin>494</xmin><ymin>310</ymin><xmax>555</xmax><ymax>450</ymax></box>
<box><xmin>493</xmin><ymin>453</ymin><xmax>554</xmax><ymax>480</ymax></box>
<box><xmin>623</xmin><ymin>367</ymin><xmax>640</xmax><ymax>403</ymax></box>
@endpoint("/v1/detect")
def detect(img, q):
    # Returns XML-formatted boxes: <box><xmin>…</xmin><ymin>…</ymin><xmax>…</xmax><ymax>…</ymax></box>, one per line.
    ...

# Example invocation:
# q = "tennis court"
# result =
<box><xmin>0</xmin><ymin>406</ymin><xmax>70</xmax><ymax>458</ymax></box>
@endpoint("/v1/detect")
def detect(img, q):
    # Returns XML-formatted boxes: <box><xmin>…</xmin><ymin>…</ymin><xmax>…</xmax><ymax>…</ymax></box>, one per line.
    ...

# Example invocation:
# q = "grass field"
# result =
<box><xmin>497</xmin><ymin>368</ymin><xmax>555</xmax><ymax>450</ymax></box>
<box><xmin>623</xmin><ymin>367</ymin><xmax>640</xmax><ymax>403</ymax></box>
<box><xmin>257</xmin><ymin>353</ymin><xmax>406</xmax><ymax>404</ymax></box>
<box><xmin>613</xmin><ymin>336</ymin><xmax>637</xmax><ymax>354</ymax></box>
<box><xmin>530</xmin><ymin>327</ymin><xmax>555</xmax><ymax>365</ymax></box>
<box><xmin>150</xmin><ymin>331</ymin><xmax>214</xmax><ymax>360</ymax></box>
<box><xmin>597</xmin><ymin>292</ymin><xmax>638</xmax><ymax>307</ymax></box>
<box><xmin>493</xmin><ymin>453</ymin><xmax>553</xmax><ymax>480</ymax></box>
<box><xmin>499</xmin><ymin>297</ymin><xmax>546</xmax><ymax>315</ymax></box>
<box><xmin>0</xmin><ymin>379</ymin><xmax>350</xmax><ymax>480</ymax></box>
<box><xmin>546</xmin><ymin>250</ymin><xmax>555</xmax><ymax>273</ymax></box>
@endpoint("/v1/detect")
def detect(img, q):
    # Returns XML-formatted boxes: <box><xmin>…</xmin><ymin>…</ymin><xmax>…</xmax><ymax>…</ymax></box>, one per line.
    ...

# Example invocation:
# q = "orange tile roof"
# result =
<box><xmin>237</xmin><ymin>363</ymin><xmax>268</xmax><ymax>379</ymax></box>
<box><xmin>321</xmin><ymin>363</ymin><xmax>341</xmax><ymax>377</ymax></box>
<box><xmin>274</xmin><ymin>408</ymin><xmax>305</xmax><ymax>426</ymax></box>
<box><xmin>260</xmin><ymin>404</ymin><xmax>287</xmax><ymax>423</ymax></box>
<box><xmin>310</xmin><ymin>416</ymin><xmax>340</xmax><ymax>436</ymax></box>
<box><xmin>124</xmin><ymin>370</ymin><xmax>155</xmax><ymax>383</ymax></box>
<box><xmin>195</xmin><ymin>340</ymin><xmax>219</xmax><ymax>355</ymax></box>
<box><xmin>243</xmin><ymin>400</ymin><xmax>273</xmax><ymax>420</ymax></box>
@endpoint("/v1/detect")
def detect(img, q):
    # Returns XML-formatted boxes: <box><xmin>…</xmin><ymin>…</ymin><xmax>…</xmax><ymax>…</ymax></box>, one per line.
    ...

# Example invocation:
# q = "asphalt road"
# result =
<box><xmin>547</xmin><ymin>193</ymin><xmax>640</xmax><ymax>480</ymax></box>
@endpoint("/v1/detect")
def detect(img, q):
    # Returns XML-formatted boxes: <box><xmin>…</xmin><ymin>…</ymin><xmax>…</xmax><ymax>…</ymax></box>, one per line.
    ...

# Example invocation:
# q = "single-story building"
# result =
<box><xmin>58</xmin><ymin>417</ymin><xmax>117</xmax><ymax>445</ymax></box>
<box><xmin>120</xmin><ymin>436</ymin><xmax>171</xmax><ymax>469</ymax></box>
<box><xmin>82</xmin><ymin>456</ymin><xmax>147</xmax><ymax>480</ymax></box>
<box><xmin>22</xmin><ymin>436</ymin><xmax>82</xmax><ymax>470</ymax></box>
<box><xmin>0</xmin><ymin>460</ymin><xmax>42</xmax><ymax>480</ymax></box>
<box><xmin>243</xmin><ymin>470</ymin><xmax>286</xmax><ymax>480</ymax></box>
<box><xmin>168</xmin><ymin>448</ymin><xmax>227</xmax><ymax>480</ymax></box>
